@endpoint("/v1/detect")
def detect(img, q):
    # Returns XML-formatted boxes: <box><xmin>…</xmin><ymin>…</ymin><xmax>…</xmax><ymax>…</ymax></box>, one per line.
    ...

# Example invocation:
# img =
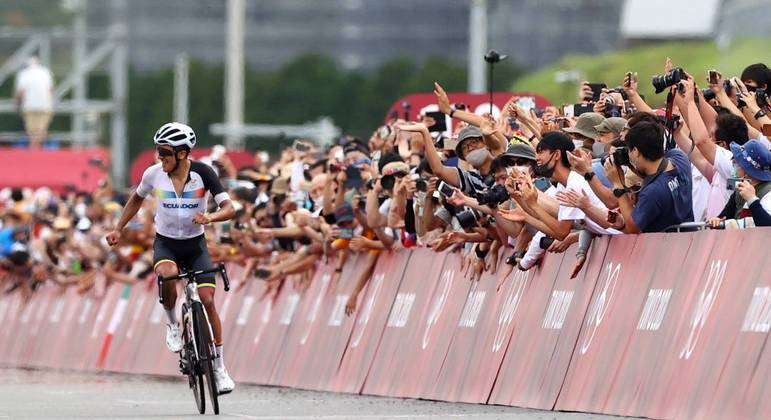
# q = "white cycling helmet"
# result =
<box><xmin>153</xmin><ymin>122</ymin><xmax>196</xmax><ymax>149</ymax></box>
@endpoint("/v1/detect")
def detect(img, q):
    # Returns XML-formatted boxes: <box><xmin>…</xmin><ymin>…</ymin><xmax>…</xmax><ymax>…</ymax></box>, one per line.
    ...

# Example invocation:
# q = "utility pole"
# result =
<box><xmin>174</xmin><ymin>53</ymin><xmax>189</xmax><ymax>124</ymax></box>
<box><xmin>224</xmin><ymin>0</ymin><xmax>245</xmax><ymax>149</ymax></box>
<box><xmin>72</xmin><ymin>0</ymin><xmax>88</xmax><ymax>144</ymax></box>
<box><xmin>110</xmin><ymin>0</ymin><xmax>128</xmax><ymax>188</ymax></box>
<box><xmin>467</xmin><ymin>0</ymin><xmax>487</xmax><ymax>93</ymax></box>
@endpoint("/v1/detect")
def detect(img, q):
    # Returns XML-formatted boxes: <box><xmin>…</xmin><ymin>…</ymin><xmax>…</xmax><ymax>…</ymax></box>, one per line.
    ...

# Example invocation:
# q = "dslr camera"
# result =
<box><xmin>652</xmin><ymin>67</ymin><xmax>685</xmax><ymax>94</ymax></box>
<box><xmin>611</xmin><ymin>147</ymin><xmax>631</xmax><ymax>168</ymax></box>
<box><xmin>476</xmin><ymin>184</ymin><xmax>510</xmax><ymax>206</ymax></box>
<box><xmin>455</xmin><ymin>209</ymin><xmax>480</xmax><ymax>230</ymax></box>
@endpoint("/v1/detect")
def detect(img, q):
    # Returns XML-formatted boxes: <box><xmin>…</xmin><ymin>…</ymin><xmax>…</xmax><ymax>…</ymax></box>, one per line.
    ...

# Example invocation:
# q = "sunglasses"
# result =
<box><xmin>156</xmin><ymin>147</ymin><xmax>175</xmax><ymax>157</ymax></box>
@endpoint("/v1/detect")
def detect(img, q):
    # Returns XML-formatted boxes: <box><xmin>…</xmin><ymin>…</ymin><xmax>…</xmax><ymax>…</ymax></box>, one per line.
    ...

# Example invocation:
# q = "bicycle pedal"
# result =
<box><xmin>179</xmin><ymin>359</ymin><xmax>190</xmax><ymax>375</ymax></box>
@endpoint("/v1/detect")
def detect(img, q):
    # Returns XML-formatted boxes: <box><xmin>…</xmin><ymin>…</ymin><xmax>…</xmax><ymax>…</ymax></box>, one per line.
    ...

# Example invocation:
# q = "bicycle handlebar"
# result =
<box><xmin>157</xmin><ymin>263</ymin><xmax>230</xmax><ymax>304</ymax></box>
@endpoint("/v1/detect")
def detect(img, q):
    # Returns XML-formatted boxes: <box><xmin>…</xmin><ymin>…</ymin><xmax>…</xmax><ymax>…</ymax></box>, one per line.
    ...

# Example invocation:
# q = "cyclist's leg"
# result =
<box><xmin>153</xmin><ymin>235</ymin><xmax>180</xmax><ymax>311</ymax></box>
<box><xmin>153</xmin><ymin>234</ymin><xmax>184</xmax><ymax>353</ymax></box>
<box><xmin>188</xmin><ymin>236</ymin><xmax>222</xmax><ymax>346</ymax></box>
<box><xmin>156</xmin><ymin>260</ymin><xmax>179</xmax><ymax>311</ymax></box>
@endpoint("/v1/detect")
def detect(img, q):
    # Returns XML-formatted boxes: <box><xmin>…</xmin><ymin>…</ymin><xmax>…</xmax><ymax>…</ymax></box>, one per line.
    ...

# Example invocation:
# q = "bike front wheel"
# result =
<box><xmin>192</xmin><ymin>301</ymin><xmax>219</xmax><ymax>415</ymax></box>
<box><xmin>182</xmin><ymin>303</ymin><xmax>205</xmax><ymax>414</ymax></box>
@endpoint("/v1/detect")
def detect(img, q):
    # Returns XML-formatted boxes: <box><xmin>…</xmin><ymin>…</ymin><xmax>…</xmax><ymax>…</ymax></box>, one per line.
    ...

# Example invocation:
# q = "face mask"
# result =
<box><xmin>592</xmin><ymin>141</ymin><xmax>607</xmax><ymax>159</ymax></box>
<box><xmin>465</xmin><ymin>148</ymin><xmax>491</xmax><ymax>167</ymax></box>
<box><xmin>534</xmin><ymin>152</ymin><xmax>557</xmax><ymax>178</ymax></box>
<box><xmin>573</xmin><ymin>140</ymin><xmax>585</xmax><ymax>150</ymax></box>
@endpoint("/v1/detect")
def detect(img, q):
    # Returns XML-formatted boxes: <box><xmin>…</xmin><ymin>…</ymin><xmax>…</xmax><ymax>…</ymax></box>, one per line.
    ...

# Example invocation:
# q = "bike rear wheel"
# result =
<box><xmin>193</xmin><ymin>301</ymin><xmax>219</xmax><ymax>415</ymax></box>
<box><xmin>183</xmin><ymin>303</ymin><xmax>206</xmax><ymax>414</ymax></box>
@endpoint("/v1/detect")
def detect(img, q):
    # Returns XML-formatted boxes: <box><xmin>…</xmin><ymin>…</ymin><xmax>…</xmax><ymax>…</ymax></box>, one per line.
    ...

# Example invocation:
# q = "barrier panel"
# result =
<box><xmin>294</xmin><ymin>254</ymin><xmax>369</xmax><ymax>391</ymax></box>
<box><xmin>4</xmin><ymin>228</ymin><xmax>771</xmax><ymax>420</ymax></box>
<box><xmin>361</xmin><ymin>249</ymin><xmax>452</xmax><ymax>397</ymax></box>
<box><xmin>224</xmin><ymin>274</ymin><xmax>266</xmax><ymax>384</ymax></box>
<box><xmin>269</xmin><ymin>265</ymin><xmax>336</xmax><ymax>387</ymax></box>
<box><xmin>330</xmin><ymin>251</ymin><xmax>410</xmax><ymax>394</ymax></box>
<box><xmin>488</xmin><ymin>236</ymin><xmax>612</xmax><ymax>409</ymax></box>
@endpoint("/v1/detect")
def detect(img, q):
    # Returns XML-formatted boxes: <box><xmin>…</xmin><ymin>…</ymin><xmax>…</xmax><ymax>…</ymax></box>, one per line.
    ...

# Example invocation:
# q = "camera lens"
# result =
<box><xmin>652</xmin><ymin>67</ymin><xmax>684</xmax><ymax>94</ymax></box>
<box><xmin>415</xmin><ymin>178</ymin><xmax>428</xmax><ymax>192</ymax></box>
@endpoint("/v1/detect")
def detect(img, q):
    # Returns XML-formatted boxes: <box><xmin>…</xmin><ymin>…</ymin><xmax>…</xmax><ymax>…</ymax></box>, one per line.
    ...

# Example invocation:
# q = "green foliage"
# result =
<box><xmin>512</xmin><ymin>38</ymin><xmax>771</xmax><ymax>108</ymax></box>
<box><xmin>125</xmin><ymin>54</ymin><xmax>522</xmax><ymax>159</ymax></box>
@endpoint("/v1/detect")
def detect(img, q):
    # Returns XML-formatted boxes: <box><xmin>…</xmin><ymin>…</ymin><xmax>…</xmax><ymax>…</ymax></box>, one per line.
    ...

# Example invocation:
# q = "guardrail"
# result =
<box><xmin>2</xmin><ymin>228</ymin><xmax>769</xmax><ymax>419</ymax></box>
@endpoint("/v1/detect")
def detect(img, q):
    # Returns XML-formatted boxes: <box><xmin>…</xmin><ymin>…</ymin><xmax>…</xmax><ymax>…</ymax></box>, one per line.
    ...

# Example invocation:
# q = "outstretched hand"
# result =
<box><xmin>433</xmin><ymin>82</ymin><xmax>452</xmax><ymax>114</ymax></box>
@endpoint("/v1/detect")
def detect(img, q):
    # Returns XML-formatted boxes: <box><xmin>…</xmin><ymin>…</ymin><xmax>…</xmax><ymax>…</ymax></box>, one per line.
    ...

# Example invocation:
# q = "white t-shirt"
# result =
<box><xmin>690</xmin><ymin>163</ymin><xmax>711</xmax><ymax>222</ymax></box>
<box><xmin>15</xmin><ymin>64</ymin><xmax>54</xmax><ymax>112</ymax></box>
<box><xmin>557</xmin><ymin>171</ymin><xmax>621</xmax><ymax>235</ymax></box>
<box><xmin>705</xmin><ymin>146</ymin><xmax>734</xmax><ymax>218</ymax></box>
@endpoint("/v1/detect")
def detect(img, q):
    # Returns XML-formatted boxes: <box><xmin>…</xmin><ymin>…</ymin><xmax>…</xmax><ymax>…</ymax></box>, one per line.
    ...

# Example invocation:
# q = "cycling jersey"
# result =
<box><xmin>136</xmin><ymin>161</ymin><xmax>230</xmax><ymax>239</ymax></box>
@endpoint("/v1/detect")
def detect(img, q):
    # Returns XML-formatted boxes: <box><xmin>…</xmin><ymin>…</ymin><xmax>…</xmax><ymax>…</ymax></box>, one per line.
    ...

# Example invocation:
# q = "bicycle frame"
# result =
<box><xmin>157</xmin><ymin>264</ymin><xmax>231</xmax><ymax>347</ymax></box>
<box><xmin>157</xmin><ymin>263</ymin><xmax>231</xmax><ymax>414</ymax></box>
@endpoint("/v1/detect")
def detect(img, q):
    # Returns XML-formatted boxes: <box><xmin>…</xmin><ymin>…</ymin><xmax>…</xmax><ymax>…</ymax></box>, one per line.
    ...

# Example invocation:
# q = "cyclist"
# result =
<box><xmin>106</xmin><ymin>122</ymin><xmax>236</xmax><ymax>394</ymax></box>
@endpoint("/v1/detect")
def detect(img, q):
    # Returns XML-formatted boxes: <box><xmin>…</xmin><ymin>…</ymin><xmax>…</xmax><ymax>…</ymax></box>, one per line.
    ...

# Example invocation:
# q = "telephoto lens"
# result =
<box><xmin>652</xmin><ymin>67</ymin><xmax>685</xmax><ymax>94</ymax></box>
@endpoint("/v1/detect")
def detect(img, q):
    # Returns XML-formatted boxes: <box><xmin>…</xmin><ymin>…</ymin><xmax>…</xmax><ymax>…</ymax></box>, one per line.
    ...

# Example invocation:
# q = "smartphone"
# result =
<box><xmin>515</xmin><ymin>97</ymin><xmax>536</xmax><ymax>112</ymax></box>
<box><xmin>587</xmin><ymin>83</ymin><xmax>607</xmax><ymax>102</ymax></box>
<box><xmin>726</xmin><ymin>177</ymin><xmax>744</xmax><ymax>191</ymax></box>
<box><xmin>573</xmin><ymin>103</ymin><xmax>594</xmax><ymax>117</ymax></box>
<box><xmin>254</xmin><ymin>268</ymin><xmax>271</xmax><ymax>279</ymax></box>
<box><xmin>708</xmin><ymin>70</ymin><xmax>719</xmax><ymax>85</ymax></box>
<box><xmin>623</xmin><ymin>72</ymin><xmax>633</xmax><ymax>88</ymax></box>
<box><xmin>437</xmin><ymin>181</ymin><xmax>455</xmax><ymax>197</ymax></box>
<box><xmin>344</xmin><ymin>165</ymin><xmax>364</xmax><ymax>190</ymax></box>
<box><xmin>425</xmin><ymin>111</ymin><xmax>447</xmax><ymax>133</ymax></box>
<box><xmin>563</xmin><ymin>105</ymin><xmax>575</xmax><ymax>118</ymax></box>
<box><xmin>762</xmin><ymin>124</ymin><xmax>771</xmax><ymax>136</ymax></box>
<box><xmin>292</xmin><ymin>139</ymin><xmax>311</xmax><ymax>153</ymax></box>
<box><xmin>338</xmin><ymin>228</ymin><xmax>354</xmax><ymax>239</ymax></box>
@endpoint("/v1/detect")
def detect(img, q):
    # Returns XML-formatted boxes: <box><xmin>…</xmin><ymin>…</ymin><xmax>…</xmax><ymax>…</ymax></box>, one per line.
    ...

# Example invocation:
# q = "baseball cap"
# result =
<box><xmin>564</xmin><ymin>112</ymin><xmax>605</xmax><ymax>140</ymax></box>
<box><xmin>594</xmin><ymin>117</ymin><xmax>627</xmax><ymax>136</ymax></box>
<box><xmin>381</xmin><ymin>161</ymin><xmax>410</xmax><ymax>177</ymax></box>
<box><xmin>730</xmin><ymin>140</ymin><xmax>771</xmax><ymax>182</ymax></box>
<box><xmin>500</xmin><ymin>143</ymin><xmax>537</xmax><ymax>162</ymax></box>
<box><xmin>454</xmin><ymin>125</ymin><xmax>483</xmax><ymax>159</ymax></box>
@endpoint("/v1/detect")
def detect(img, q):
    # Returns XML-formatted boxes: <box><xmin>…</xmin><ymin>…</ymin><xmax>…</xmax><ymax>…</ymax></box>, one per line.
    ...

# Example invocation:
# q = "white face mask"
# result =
<box><xmin>465</xmin><ymin>148</ymin><xmax>491</xmax><ymax>167</ymax></box>
<box><xmin>573</xmin><ymin>140</ymin><xmax>585</xmax><ymax>150</ymax></box>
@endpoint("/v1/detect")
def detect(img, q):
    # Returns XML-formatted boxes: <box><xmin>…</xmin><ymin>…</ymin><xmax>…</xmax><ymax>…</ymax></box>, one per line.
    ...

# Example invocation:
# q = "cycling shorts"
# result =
<box><xmin>153</xmin><ymin>233</ymin><xmax>216</xmax><ymax>287</ymax></box>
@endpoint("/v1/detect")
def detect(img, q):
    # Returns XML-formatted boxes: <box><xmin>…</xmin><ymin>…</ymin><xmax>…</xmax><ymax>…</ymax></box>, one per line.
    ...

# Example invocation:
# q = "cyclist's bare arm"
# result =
<box><xmin>106</xmin><ymin>192</ymin><xmax>145</xmax><ymax>246</ymax></box>
<box><xmin>206</xmin><ymin>199</ymin><xmax>235</xmax><ymax>223</ymax></box>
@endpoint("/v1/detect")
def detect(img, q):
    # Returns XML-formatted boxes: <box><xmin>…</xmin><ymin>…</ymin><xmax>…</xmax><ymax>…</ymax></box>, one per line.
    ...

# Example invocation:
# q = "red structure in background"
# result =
<box><xmin>0</xmin><ymin>147</ymin><xmax>110</xmax><ymax>193</ymax></box>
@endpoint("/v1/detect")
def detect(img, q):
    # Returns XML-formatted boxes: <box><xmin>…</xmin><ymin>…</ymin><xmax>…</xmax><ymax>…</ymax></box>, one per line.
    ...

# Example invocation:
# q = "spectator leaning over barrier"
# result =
<box><xmin>509</xmin><ymin>131</ymin><xmax>620</xmax><ymax>241</ymax></box>
<box><xmin>14</xmin><ymin>57</ymin><xmax>54</xmax><ymax>149</ymax></box>
<box><xmin>602</xmin><ymin>122</ymin><xmax>694</xmax><ymax>233</ymax></box>
<box><xmin>706</xmin><ymin>140</ymin><xmax>771</xmax><ymax>228</ymax></box>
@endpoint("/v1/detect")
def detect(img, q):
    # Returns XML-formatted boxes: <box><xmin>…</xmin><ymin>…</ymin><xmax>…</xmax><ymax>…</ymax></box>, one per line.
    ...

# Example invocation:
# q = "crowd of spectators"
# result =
<box><xmin>2</xmin><ymin>59</ymin><xmax>770</xmax><ymax>311</ymax></box>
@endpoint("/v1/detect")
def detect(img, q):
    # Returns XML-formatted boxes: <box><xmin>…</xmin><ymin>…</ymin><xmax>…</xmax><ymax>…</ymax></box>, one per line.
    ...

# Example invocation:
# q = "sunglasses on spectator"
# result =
<box><xmin>157</xmin><ymin>147</ymin><xmax>175</xmax><ymax>157</ymax></box>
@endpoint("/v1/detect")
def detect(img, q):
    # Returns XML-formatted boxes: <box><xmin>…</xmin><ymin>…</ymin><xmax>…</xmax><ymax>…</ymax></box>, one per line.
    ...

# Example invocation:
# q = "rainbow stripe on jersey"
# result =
<box><xmin>154</xmin><ymin>188</ymin><xmax>205</xmax><ymax>199</ymax></box>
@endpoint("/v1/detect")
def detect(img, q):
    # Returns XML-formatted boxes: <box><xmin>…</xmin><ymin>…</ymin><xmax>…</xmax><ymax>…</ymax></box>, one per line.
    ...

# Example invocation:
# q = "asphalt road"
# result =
<box><xmin>0</xmin><ymin>367</ymin><xmax>630</xmax><ymax>420</ymax></box>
